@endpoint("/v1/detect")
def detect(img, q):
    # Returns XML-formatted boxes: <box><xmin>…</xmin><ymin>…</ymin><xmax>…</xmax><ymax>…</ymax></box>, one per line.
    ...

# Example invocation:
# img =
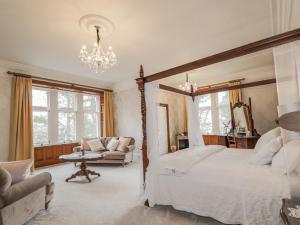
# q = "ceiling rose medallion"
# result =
<box><xmin>78</xmin><ymin>14</ymin><xmax>117</xmax><ymax>73</ymax></box>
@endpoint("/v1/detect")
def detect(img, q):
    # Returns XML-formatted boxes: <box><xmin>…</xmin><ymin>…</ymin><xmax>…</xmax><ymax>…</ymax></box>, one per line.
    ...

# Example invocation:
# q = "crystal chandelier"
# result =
<box><xmin>179</xmin><ymin>73</ymin><xmax>198</xmax><ymax>92</ymax></box>
<box><xmin>79</xmin><ymin>26</ymin><xmax>117</xmax><ymax>73</ymax></box>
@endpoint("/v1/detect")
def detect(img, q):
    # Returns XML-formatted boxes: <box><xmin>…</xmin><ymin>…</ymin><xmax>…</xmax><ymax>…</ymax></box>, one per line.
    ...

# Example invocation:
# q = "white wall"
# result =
<box><xmin>242</xmin><ymin>83</ymin><xmax>278</xmax><ymax>135</ymax></box>
<box><xmin>113</xmin><ymin>79</ymin><xmax>187</xmax><ymax>154</ymax></box>
<box><xmin>0</xmin><ymin>59</ymin><xmax>112</xmax><ymax>161</ymax></box>
<box><xmin>0</xmin><ymin>68</ymin><xmax>12</xmax><ymax>161</ymax></box>
<box><xmin>159</xmin><ymin>90</ymin><xmax>186</xmax><ymax>146</ymax></box>
<box><xmin>113</xmin><ymin>80</ymin><xmax>142</xmax><ymax>158</ymax></box>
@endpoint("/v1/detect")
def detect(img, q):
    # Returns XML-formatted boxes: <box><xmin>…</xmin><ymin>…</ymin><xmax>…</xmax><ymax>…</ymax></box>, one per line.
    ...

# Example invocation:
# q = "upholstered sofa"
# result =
<box><xmin>73</xmin><ymin>137</ymin><xmax>135</xmax><ymax>166</ymax></box>
<box><xmin>0</xmin><ymin>172</ymin><xmax>54</xmax><ymax>225</ymax></box>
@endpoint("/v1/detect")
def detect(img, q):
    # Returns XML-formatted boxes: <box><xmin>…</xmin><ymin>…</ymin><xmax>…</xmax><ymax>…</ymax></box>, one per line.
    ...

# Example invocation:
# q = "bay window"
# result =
<box><xmin>32</xmin><ymin>87</ymin><xmax>101</xmax><ymax>146</ymax></box>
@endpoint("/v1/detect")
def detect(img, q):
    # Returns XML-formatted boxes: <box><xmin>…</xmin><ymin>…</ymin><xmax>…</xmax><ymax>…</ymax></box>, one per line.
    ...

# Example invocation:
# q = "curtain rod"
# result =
<box><xmin>197</xmin><ymin>78</ymin><xmax>245</xmax><ymax>90</ymax></box>
<box><xmin>6</xmin><ymin>71</ymin><xmax>113</xmax><ymax>92</ymax></box>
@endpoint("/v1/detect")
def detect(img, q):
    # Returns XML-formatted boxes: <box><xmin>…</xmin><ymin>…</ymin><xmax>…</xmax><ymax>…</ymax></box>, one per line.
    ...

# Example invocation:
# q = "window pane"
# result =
<box><xmin>83</xmin><ymin>95</ymin><xmax>99</xmax><ymax>112</ymax></box>
<box><xmin>58</xmin><ymin>91</ymin><xmax>76</xmax><ymax>109</ymax></box>
<box><xmin>33</xmin><ymin>111</ymin><xmax>48</xmax><ymax>145</ymax></box>
<box><xmin>199</xmin><ymin>94</ymin><xmax>211</xmax><ymax>107</ymax></box>
<box><xmin>199</xmin><ymin>108</ymin><xmax>212</xmax><ymax>134</ymax></box>
<box><xmin>219</xmin><ymin>106</ymin><xmax>231</xmax><ymax>134</ymax></box>
<box><xmin>83</xmin><ymin>113</ymin><xmax>99</xmax><ymax>137</ymax></box>
<box><xmin>218</xmin><ymin>91</ymin><xmax>229</xmax><ymax>105</ymax></box>
<box><xmin>58</xmin><ymin>112</ymin><xmax>76</xmax><ymax>142</ymax></box>
<box><xmin>32</xmin><ymin>89</ymin><xmax>48</xmax><ymax>107</ymax></box>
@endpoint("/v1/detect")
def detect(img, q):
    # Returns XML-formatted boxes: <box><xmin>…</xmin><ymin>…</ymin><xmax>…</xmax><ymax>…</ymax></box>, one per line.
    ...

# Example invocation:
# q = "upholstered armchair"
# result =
<box><xmin>0</xmin><ymin>166</ymin><xmax>54</xmax><ymax>225</ymax></box>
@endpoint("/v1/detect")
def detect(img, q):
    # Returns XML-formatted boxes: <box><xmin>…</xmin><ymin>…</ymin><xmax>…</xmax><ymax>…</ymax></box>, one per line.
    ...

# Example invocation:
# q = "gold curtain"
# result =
<box><xmin>103</xmin><ymin>91</ymin><xmax>115</xmax><ymax>137</ymax></box>
<box><xmin>229</xmin><ymin>81</ymin><xmax>242</xmax><ymax>106</ymax></box>
<box><xmin>9</xmin><ymin>76</ymin><xmax>33</xmax><ymax>161</ymax></box>
<box><xmin>183</xmin><ymin>96</ymin><xmax>188</xmax><ymax>133</ymax></box>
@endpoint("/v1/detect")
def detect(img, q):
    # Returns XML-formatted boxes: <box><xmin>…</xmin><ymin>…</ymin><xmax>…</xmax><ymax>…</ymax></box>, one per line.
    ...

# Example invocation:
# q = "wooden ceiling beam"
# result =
<box><xmin>159</xmin><ymin>84</ymin><xmax>192</xmax><ymax>96</ymax></box>
<box><xmin>140</xmin><ymin>28</ymin><xmax>300</xmax><ymax>83</ymax></box>
<box><xmin>194</xmin><ymin>78</ymin><xmax>276</xmax><ymax>96</ymax></box>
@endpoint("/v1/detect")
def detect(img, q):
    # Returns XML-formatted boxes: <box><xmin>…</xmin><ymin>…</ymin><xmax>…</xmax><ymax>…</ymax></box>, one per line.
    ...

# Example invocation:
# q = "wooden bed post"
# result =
<box><xmin>136</xmin><ymin>65</ymin><xmax>148</xmax><ymax>183</ymax></box>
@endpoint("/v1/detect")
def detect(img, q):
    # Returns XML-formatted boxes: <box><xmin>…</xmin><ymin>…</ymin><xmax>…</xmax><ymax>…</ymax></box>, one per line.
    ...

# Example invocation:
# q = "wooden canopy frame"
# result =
<box><xmin>136</xmin><ymin>28</ymin><xmax>300</xmax><ymax>181</ymax></box>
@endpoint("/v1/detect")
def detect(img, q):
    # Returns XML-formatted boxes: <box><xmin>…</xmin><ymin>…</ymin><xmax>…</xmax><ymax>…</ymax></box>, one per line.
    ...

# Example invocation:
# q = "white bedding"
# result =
<box><xmin>160</xmin><ymin>145</ymin><xmax>225</xmax><ymax>175</ymax></box>
<box><xmin>157</xmin><ymin>148</ymin><xmax>290</xmax><ymax>225</ymax></box>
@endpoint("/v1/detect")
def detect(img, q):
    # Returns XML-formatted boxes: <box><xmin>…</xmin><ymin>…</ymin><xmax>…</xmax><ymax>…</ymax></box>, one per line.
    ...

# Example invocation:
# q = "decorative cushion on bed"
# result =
<box><xmin>87</xmin><ymin>139</ymin><xmax>105</xmax><ymax>151</ymax></box>
<box><xmin>254</xmin><ymin>127</ymin><xmax>281</xmax><ymax>153</ymax></box>
<box><xmin>0</xmin><ymin>166</ymin><xmax>12</xmax><ymax>194</ymax></box>
<box><xmin>117</xmin><ymin>137</ymin><xmax>131</xmax><ymax>152</ymax></box>
<box><xmin>106</xmin><ymin>138</ymin><xmax>119</xmax><ymax>152</ymax></box>
<box><xmin>0</xmin><ymin>159</ymin><xmax>33</xmax><ymax>184</ymax></box>
<box><xmin>249</xmin><ymin>136</ymin><xmax>282</xmax><ymax>165</ymax></box>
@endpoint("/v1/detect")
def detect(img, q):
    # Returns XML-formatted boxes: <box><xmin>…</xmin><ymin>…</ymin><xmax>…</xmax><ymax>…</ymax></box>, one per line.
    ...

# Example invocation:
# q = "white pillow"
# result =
<box><xmin>249</xmin><ymin>136</ymin><xmax>282</xmax><ymax>165</ymax></box>
<box><xmin>0</xmin><ymin>159</ymin><xmax>33</xmax><ymax>184</ymax></box>
<box><xmin>106</xmin><ymin>138</ymin><xmax>119</xmax><ymax>152</ymax></box>
<box><xmin>254</xmin><ymin>127</ymin><xmax>281</xmax><ymax>153</ymax></box>
<box><xmin>271</xmin><ymin>149</ymin><xmax>287</xmax><ymax>175</ymax></box>
<box><xmin>117</xmin><ymin>137</ymin><xmax>131</xmax><ymax>152</ymax></box>
<box><xmin>87</xmin><ymin>139</ymin><xmax>105</xmax><ymax>152</ymax></box>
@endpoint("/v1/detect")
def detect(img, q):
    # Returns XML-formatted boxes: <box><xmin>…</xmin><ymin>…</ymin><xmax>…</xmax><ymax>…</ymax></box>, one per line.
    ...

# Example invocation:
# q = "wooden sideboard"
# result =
<box><xmin>202</xmin><ymin>134</ymin><xmax>260</xmax><ymax>149</ymax></box>
<box><xmin>202</xmin><ymin>135</ymin><xmax>228</xmax><ymax>146</ymax></box>
<box><xmin>34</xmin><ymin>143</ymin><xmax>79</xmax><ymax>168</ymax></box>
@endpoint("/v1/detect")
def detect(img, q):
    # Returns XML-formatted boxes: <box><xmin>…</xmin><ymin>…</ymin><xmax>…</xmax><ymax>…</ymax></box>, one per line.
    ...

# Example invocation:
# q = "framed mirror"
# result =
<box><xmin>230</xmin><ymin>97</ymin><xmax>255</xmax><ymax>136</ymax></box>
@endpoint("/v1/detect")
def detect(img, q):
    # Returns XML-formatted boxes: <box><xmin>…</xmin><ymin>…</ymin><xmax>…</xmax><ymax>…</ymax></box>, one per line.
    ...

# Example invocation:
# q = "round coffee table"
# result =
<box><xmin>59</xmin><ymin>153</ymin><xmax>103</xmax><ymax>182</ymax></box>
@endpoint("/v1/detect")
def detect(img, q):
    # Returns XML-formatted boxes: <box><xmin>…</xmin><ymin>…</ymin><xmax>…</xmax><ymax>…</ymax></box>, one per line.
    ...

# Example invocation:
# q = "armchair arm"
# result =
<box><xmin>124</xmin><ymin>145</ymin><xmax>135</xmax><ymax>153</ymax></box>
<box><xmin>0</xmin><ymin>172</ymin><xmax>52</xmax><ymax>208</ymax></box>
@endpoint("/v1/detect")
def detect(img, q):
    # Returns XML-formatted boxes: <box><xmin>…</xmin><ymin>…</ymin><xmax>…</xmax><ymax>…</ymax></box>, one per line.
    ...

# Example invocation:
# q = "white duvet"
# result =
<box><xmin>156</xmin><ymin>147</ymin><xmax>290</xmax><ymax>225</ymax></box>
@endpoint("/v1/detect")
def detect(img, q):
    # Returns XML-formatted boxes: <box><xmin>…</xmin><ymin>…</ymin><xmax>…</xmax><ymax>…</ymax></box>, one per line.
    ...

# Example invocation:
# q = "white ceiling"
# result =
<box><xmin>0</xmin><ymin>0</ymin><xmax>299</xmax><ymax>87</ymax></box>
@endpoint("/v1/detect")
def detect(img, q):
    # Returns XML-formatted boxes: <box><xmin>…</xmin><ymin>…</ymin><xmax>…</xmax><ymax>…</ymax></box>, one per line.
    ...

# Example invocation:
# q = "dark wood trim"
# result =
<box><xmin>159</xmin><ymin>84</ymin><xmax>192</xmax><ymax>96</ymax></box>
<box><xmin>32</xmin><ymin>79</ymin><xmax>106</xmax><ymax>95</ymax></box>
<box><xmin>7</xmin><ymin>71</ymin><xmax>113</xmax><ymax>93</ymax></box>
<box><xmin>137</xmin><ymin>28</ymin><xmax>300</xmax><ymax>83</ymax></box>
<box><xmin>136</xmin><ymin>65</ymin><xmax>148</xmax><ymax>183</ymax></box>
<box><xmin>194</xmin><ymin>78</ymin><xmax>276</xmax><ymax>96</ymax></box>
<box><xmin>159</xmin><ymin>103</ymin><xmax>171</xmax><ymax>153</ymax></box>
<box><xmin>34</xmin><ymin>142</ymin><xmax>79</xmax><ymax>168</ymax></box>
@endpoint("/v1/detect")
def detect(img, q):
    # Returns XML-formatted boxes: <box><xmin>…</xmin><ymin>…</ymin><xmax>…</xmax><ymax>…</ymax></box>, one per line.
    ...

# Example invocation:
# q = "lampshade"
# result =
<box><xmin>277</xmin><ymin>102</ymin><xmax>300</xmax><ymax>132</ymax></box>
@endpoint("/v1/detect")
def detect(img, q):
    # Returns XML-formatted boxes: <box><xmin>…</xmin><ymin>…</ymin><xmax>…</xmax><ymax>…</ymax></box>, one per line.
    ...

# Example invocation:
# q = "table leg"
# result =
<box><xmin>65</xmin><ymin>161</ymin><xmax>100</xmax><ymax>182</ymax></box>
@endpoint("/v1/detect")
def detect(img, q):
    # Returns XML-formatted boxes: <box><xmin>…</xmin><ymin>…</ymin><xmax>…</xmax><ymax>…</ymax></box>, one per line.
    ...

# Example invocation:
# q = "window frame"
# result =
<box><xmin>32</xmin><ymin>87</ymin><xmax>50</xmax><ymax>146</ymax></box>
<box><xmin>32</xmin><ymin>86</ymin><xmax>101</xmax><ymax>147</ymax></box>
<box><xmin>198</xmin><ymin>91</ymin><xmax>231</xmax><ymax>135</ymax></box>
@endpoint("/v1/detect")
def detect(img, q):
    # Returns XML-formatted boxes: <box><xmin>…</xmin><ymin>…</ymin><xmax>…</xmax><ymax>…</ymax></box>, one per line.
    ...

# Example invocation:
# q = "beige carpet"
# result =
<box><xmin>26</xmin><ymin>162</ymin><xmax>223</xmax><ymax>225</ymax></box>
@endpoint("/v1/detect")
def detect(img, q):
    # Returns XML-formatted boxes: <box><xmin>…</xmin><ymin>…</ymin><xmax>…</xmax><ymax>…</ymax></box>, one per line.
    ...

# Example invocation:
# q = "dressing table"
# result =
<box><xmin>203</xmin><ymin>98</ymin><xmax>260</xmax><ymax>149</ymax></box>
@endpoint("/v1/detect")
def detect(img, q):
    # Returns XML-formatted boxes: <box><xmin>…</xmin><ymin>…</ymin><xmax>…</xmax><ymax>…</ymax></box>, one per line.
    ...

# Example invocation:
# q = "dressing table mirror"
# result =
<box><xmin>230</xmin><ymin>97</ymin><xmax>255</xmax><ymax>136</ymax></box>
<box><xmin>228</xmin><ymin>97</ymin><xmax>260</xmax><ymax>149</ymax></box>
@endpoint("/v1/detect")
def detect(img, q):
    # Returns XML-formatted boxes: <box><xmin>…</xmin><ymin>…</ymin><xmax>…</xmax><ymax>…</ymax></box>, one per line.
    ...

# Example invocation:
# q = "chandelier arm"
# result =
<box><xmin>96</xmin><ymin>26</ymin><xmax>100</xmax><ymax>45</ymax></box>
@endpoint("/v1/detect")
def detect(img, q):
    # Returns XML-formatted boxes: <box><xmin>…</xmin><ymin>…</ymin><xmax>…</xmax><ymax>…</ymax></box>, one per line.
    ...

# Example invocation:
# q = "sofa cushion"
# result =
<box><xmin>117</xmin><ymin>137</ymin><xmax>131</xmax><ymax>152</ymax></box>
<box><xmin>87</xmin><ymin>139</ymin><xmax>105</xmax><ymax>152</ymax></box>
<box><xmin>106</xmin><ymin>138</ymin><xmax>119</xmax><ymax>152</ymax></box>
<box><xmin>0</xmin><ymin>172</ymin><xmax>52</xmax><ymax>208</ymax></box>
<box><xmin>81</xmin><ymin>137</ymin><xmax>98</xmax><ymax>151</ymax></box>
<box><xmin>101</xmin><ymin>137</ymin><xmax>114</xmax><ymax>147</ymax></box>
<box><xmin>103</xmin><ymin>151</ymin><xmax>126</xmax><ymax>160</ymax></box>
<box><xmin>0</xmin><ymin>166</ymin><xmax>12</xmax><ymax>194</ymax></box>
<box><xmin>0</xmin><ymin>159</ymin><xmax>33</xmax><ymax>184</ymax></box>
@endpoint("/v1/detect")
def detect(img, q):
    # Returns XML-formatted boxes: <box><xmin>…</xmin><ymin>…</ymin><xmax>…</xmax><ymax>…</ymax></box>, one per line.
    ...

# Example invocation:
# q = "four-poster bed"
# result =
<box><xmin>136</xmin><ymin>28</ymin><xmax>300</xmax><ymax>225</ymax></box>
